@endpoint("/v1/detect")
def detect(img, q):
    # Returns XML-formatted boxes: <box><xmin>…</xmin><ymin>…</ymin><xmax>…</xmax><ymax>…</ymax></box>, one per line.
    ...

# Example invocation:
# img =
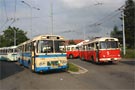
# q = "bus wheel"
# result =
<box><xmin>69</xmin><ymin>54</ymin><xmax>73</xmax><ymax>59</ymax></box>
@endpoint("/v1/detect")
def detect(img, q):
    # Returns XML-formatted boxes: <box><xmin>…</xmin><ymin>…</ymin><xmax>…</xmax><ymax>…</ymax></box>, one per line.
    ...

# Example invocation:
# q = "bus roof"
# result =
<box><xmin>0</xmin><ymin>46</ymin><xmax>17</xmax><ymax>50</ymax></box>
<box><xmin>18</xmin><ymin>34</ymin><xmax>65</xmax><ymax>47</ymax></box>
<box><xmin>84</xmin><ymin>37</ymin><xmax>119</xmax><ymax>45</ymax></box>
<box><xmin>30</xmin><ymin>35</ymin><xmax>64</xmax><ymax>41</ymax></box>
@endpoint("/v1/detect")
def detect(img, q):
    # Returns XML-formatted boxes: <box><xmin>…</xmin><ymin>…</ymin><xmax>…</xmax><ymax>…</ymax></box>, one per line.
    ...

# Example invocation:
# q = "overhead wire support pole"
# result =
<box><xmin>122</xmin><ymin>10</ymin><xmax>126</xmax><ymax>55</ymax></box>
<box><xmin>0</xmin><ymin>0</ymin><xmax>9</xmax><ymax>30</ymax></box>
<box><xmin>118</xmin><ymin>5</ymin><xmax>126</xmax><ymax>55</ymax></box>
<box><xmin>21</xmin><ymin>1</ymin><xmax>40</xmax><ymax>38</ymax></box>
<box><xmin>14</xmin><ymin>0</ymin><xmax>17</xmax><ymax>46</ymax></box>
<box><xmin>21</xmin><ymin>1</ymin><xmax>32</xmax><ymax>38</ymax></box>
<box><xmin>50</xmin><ymin>0</ymin><xmax>54</xmax><ymax>35</ymax></box>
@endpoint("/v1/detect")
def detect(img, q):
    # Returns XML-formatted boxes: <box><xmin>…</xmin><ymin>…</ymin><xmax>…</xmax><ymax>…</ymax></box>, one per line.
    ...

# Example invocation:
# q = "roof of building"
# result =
<box><xmin>65</xmin><ymin>39</ymin><xmax>84</xmax><ymax>45</ymax></box>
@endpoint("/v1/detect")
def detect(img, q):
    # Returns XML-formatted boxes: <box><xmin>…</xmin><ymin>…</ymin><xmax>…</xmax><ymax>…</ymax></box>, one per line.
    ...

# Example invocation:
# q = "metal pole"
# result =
<box><xmin>30</xmin><ymin>7</ymin><xmax>32</xmax><ymax>38</ymax></box>
<box><xmin>14</xmin><ymin>29</ymin><xmax>16</xmax><ymax>46</ymax></box>
<box><xmin>50</xmin><ymin>0</ymin><xmax>53</xmax><ymax>35</ymax></box>
<box><xmin>83</xmin><ymin>29</ymin><xmax>86</xmax><ymax>40</ymax></box>
<box><xmin>21</xmin><ymin>1</ymin><xmax>40</xmax><ymax>38</ymax></box>
<box><xmin>122</xmin><ymin>11</ymin><xmax>126</xmax><ymax>55</ymax></box>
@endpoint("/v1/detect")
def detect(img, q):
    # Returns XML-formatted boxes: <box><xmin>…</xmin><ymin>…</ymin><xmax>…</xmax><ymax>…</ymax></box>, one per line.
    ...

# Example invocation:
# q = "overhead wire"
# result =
<box><xmin>60</xmin><ymin>5</ymin><xmax>122</xmax><ymax>39</ymax></box>
<box><xmin>0</xmin><ymin>0</ymin><xmax>9</xmax><ymax>30</ymax></box>
<box><xmin>3</xmin><ymin>0</ymin><xmax>8</xmax><ymax>19</ymax></box>
<box><xmin>6</xmin><ymin>0</ymin><xmax>18</xmax><ymax>27</ymax></box>
<box><xmin>10</xmin><ymin>0</ymin><xmax>17</xmax><ymax>26</ymax></box>
<box><xmin>1</xmin><ymin>0</ymin><xmax>18</xmax><ymax>31</ymax></box>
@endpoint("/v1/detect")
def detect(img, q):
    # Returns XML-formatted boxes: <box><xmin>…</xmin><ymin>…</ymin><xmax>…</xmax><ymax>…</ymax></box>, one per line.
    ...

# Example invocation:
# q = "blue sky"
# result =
<box><xmin>0</xmin><ymin>0</ymin><xmax>125</xmax><ymax>39</ymax></box>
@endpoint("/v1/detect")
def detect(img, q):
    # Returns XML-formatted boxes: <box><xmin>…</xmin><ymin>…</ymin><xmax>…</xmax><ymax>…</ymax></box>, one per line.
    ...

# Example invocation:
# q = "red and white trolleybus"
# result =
<box><xmin>79</xmin><ymin>37</ymin><xmax>121</xmax><ymax>63</ymax></box>
<box><xmin>66</xmin><ymin>45</ymin><xmax>79</xmax><ymax>59</ymax></box>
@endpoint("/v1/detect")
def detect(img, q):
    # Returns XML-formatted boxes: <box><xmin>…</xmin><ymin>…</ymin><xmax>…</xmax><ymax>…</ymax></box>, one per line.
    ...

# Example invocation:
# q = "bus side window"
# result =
<box><xmin>71</xmin><ymin>47</ymin><xmax>74</xmax><ymax>51</ymax></box>
<box><xmin>82</xmin><ymin>45</ymin><xmax>85</xmax><ymax>51</ymax></box>
<box><xmin>90</xmin><ymin>43</ymin><xmax>94</xmax><ymax>50</ymax></box>
<box><xmin>76</xmin><ymin>47</ymin><xmax>79</xmax><ymax>50</ymax></box>
<box><xmin>67</xmin><ymin>47</ymin><xmax>70</xmax><ymax>51</ymax></box>
<box><xmin>88</xmin><ymin>44</ymin><xmax>91</xmax><ymax>50</ymax></box>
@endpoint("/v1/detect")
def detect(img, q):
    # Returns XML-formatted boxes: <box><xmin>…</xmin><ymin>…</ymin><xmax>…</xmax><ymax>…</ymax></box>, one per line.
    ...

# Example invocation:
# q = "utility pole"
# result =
<box><xmin>14</xmin><ymin>29</ymin><xmax>16</xmax><ymax>46</ymax></box>
<box><xmin>118</xmin><ymin>5</ymin><xmax>126</xmax><ymax>55</ymax></box>
<box><xmin>83</xmin><ymin>29</ymin><xmax>86</xmax><ymax>40</ymax></box>
<box><xmin>50</xmin><ymin>0</ymin><xmax>54</xmax><ymax>35</ymax></box>
<box><xmin>21</xmin><ymin>1</ymin><xmax>40</xmax><ymax>38</ymax></box>
<box><xmin>122</xmin><ymin>10</ymin><xmax>126</xmax><ymax>55</ymax></box>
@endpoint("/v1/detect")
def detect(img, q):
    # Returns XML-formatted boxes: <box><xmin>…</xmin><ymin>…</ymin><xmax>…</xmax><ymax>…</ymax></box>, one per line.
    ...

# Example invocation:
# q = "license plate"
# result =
<box><xmin>52</xmin><ymin>66</ymin><xmax>58</xmax><ymax>68</ymax></box>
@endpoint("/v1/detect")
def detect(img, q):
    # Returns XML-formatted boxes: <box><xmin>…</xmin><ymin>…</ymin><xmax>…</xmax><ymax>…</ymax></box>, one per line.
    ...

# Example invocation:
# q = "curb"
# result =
<box><xmin>67</xmin><ymin>63</ymin><xmax>88</xmax><ymax>74</ymax></box>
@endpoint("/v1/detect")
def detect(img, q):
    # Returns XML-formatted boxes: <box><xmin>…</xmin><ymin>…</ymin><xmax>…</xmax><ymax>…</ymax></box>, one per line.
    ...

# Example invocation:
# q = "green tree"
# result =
<box><xmin>110</xmin><ymin>26</ymin><xmax>123</xmax><ymax>44</ymax></box>
<box><xmin>110</xmin><ymin>25</ymin><xmax>119</xmax><ymax>37</ymax></box>
<box><xmin>0</xmin><ymin>26</ymin><xmax>29</xmax><ymax>47</ymax></box>
<box><xmin>124</xmin><ymin>0</ymin><xmax>135</xmax><ymax>48</ymax></box>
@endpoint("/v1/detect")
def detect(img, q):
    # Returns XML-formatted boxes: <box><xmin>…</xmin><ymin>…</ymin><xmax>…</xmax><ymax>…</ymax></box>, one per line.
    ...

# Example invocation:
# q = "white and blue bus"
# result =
<box><xmin>0</xmin><ymin>46</ymin><xmax>18</xmax><ymax>61</ymax></box>
<box><xmin>17</xmin><ymin>35</ymin><xmax>68</xmax><ymax>72</ymax></box>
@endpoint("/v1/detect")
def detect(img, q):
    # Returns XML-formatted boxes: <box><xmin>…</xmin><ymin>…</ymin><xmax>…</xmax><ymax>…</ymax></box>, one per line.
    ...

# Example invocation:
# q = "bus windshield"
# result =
<box><xmin>100</xmin><ymin>41</ymin><xmax>118</xmax><ymax>49</ymax></box>
<box><xmin>37</xmin><ymin>40</ymin><xmax>65</xmax><ymax>53</ymax></box>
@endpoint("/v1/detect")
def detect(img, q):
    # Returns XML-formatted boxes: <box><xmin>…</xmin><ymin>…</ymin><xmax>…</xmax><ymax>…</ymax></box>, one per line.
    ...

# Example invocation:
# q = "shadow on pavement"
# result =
<box><xmin>82</xmin><ymin>60</ymin><xmax>117</xmax><ymax>66</ymax></box>
<box><xmin>37</xmin><ymin>70</ymin><xmax>67</xmax><ymax>75</ymax></box>
<box><xmin>120</xmin><ymin>60</ymin><xmax>135</xmax><ymax>66</ymax></box>
<box><xmin>0</xmin><ymin>61</ymin><xmax>24</xmax><ymax>80</ymax></box>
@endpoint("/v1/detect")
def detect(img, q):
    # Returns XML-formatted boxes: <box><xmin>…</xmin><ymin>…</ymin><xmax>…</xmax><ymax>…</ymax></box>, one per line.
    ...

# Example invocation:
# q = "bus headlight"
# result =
<box><xmin>60</xmin><ymin>60</ymin><xmax>67</xmax><ymax>64</ymax></box>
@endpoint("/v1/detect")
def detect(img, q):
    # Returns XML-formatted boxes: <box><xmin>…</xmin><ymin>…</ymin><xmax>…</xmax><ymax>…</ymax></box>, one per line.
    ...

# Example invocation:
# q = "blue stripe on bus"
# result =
<box><xmin>18</xmin><ymin>59</ymin><xmax>68</xmax><ymax>72</ymax></box>
<box><xmin>36</xmin><ymin>54</ymin><xmax>66</xmax><ymax>58</ymax></box>
<box><xmin>22</xmin><ymin>53</ymin><xmax>31</xmax><ymax>57</ymax></box>
<box><xmin>18</xmin><ymin>59</ymin><xmax>30</xmax><ymax>67</ymax></box>
<box><xmin>35</xmin><ymin>65</ymin><xmax>68</xmax><ymax>72</ymax></box>
<box><xmin>21</xmin><ymin>53</ymin><xmax>66</xmax><ymax>58</ymax></box>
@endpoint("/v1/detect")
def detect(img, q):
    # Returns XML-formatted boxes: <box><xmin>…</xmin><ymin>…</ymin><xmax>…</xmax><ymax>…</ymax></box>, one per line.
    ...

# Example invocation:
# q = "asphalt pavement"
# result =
<box><xmin>0</xmin><ymin>59</ymin><xmax>134</xmax><ymax>90</ymax></box>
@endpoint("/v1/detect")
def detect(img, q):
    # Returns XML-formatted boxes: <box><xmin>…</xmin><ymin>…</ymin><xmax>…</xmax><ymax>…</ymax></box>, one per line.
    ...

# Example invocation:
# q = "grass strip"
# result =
<box><xmin>67</xmin><ymin>62</ymin><xmax>79</xmax><ymax>72</ymax></box>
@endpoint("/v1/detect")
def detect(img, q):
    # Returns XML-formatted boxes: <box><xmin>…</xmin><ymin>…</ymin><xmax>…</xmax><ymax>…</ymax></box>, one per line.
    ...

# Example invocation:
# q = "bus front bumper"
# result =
<box><xmin>35</xmin><ymin>65</ymin><xmax>68</xmax><ymax>72</ymax></box>
<box><xmin>99</xmin><ymin>58</ymin><xmax>121</xmax><ymax>62</ymax></box>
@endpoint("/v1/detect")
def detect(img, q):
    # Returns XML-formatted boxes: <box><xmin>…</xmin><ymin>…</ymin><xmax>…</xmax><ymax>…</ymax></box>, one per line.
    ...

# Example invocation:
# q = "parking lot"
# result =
<box><xmin>0</xmin><ymin>58</ymin><xmax>134</xmax><ymax>90</ymax></box>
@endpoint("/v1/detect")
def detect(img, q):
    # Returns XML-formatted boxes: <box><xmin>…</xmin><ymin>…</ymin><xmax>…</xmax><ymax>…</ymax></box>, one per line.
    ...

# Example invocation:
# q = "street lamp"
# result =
<box><xmin>21</xmin><ymin>1</ymin><xmax>40</xmax><ymax>38</ymax></box>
